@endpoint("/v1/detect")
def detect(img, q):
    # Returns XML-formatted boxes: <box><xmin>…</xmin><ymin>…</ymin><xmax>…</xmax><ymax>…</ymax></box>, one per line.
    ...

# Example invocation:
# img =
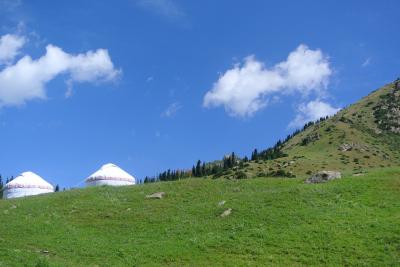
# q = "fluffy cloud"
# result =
<box><xmin>289</xmin><ymin>100</ymin><xmax>340</xmax><ymax>128</ymax></box>
<box><xmin>203</xmin><ymin>44</ymin><xmax>332</xmax><ymax>117</ymax></box>
<box><xmin>0</xmin><ymin>34</ymin><xmax>25</xmax><ymax>65</ymax></box>
<box><xmin>0</xmin><ymin>35</ymin><xmax>120</xmax><ymax>107</ymax></box>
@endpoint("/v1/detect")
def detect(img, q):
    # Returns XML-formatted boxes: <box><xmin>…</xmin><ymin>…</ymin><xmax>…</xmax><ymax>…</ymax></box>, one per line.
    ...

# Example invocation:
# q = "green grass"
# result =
<box><xmin>1</xmin><ymin>167</ymin><xmax>399</xmax><ymax>266</ymax></box>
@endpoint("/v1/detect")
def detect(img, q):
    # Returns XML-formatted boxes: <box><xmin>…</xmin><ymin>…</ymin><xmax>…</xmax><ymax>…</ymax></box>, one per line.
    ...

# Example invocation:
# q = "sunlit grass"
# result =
<box><xmin>0</xmin><ymin>167</ymin><xmax>399</xmax><ymax>266</ymax></box>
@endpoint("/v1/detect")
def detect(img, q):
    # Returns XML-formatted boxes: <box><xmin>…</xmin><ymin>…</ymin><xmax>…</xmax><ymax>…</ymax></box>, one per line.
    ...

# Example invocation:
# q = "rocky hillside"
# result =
<box><xmin>223</xmin><ymin>80</ymin><xmax>400</xmax><ymax>179</ymax></box>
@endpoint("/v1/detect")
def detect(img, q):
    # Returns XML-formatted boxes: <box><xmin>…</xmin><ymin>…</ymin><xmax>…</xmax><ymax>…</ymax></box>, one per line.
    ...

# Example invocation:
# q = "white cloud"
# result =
<box><xmin>161</xmin><ymin>102</ymin><xmax>181</xmax><ymax>118</ymax></box>
<box><xmin>362</xmin><ymin>57</ymin><xmax>371</xmax><ymax>67</ymax></box>
<box><xmin>0</xmin><ymin>0</ymin><xmax>22</xmax><ymax>11</ymax></box>
<box><xmin>0</xmin><ymin>35</ymin><xmax>120</xmax><ymax>107</ymax></box>
<box><xmin>0</xmin><ymin>34</ymin><xmax>25</xmax><ymax>65</ymax></box>
<box><xmin>203</xmin><ymin>44</ymin><xmax>332</xmax><ymax>117</ymax></box>
<box><xmin>135</xmin><ymin>0</ymin><xmax>184</xmax><ymax>19</ymax></box>
<box><xmin>289</xmin><ymin>100</ymin><xmax>340</xmax><ymax>128</ymax></box>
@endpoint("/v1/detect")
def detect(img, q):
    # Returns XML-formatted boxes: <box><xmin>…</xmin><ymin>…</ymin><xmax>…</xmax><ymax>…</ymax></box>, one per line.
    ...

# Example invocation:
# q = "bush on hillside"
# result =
<box><xmin>234</xmin><ymin>171</ymin><xmax>248</xmax><ymax>179</ymax></box>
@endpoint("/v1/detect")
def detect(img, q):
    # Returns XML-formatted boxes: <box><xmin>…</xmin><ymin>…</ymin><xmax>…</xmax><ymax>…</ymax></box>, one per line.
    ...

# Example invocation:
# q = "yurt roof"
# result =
<box><xmin>86</xmin><ymin>163</ymin><xmax>135</xmax><ymax>182</ymax></box>
<box><xmin>5</xmin><ymin>171</ymin><xmax>54</xmax><ymax>190</ymax></box>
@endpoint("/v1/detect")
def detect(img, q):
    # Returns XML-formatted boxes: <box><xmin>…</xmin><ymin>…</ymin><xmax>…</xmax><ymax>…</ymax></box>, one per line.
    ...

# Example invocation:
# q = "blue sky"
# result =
<box><xmin>0</xmin><ymin>0</ymin><xmax>399</xmax><ymax>187</ymax></box>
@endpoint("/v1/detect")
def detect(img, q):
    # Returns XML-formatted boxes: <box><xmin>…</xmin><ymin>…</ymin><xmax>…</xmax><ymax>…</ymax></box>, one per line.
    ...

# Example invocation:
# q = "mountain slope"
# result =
<box><xmin>233</xmin><ymin>81</ymin><xmax>400</xmax><ymax>179</ymax></box>
<box><xmin>0</xmin><ymin>168</ymin><xmax>399</xmax><ymax>266</ymax></box>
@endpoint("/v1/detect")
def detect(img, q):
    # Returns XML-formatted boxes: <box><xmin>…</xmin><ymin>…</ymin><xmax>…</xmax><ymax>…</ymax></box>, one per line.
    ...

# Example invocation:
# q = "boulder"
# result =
<box><xmin>339</xmin><ymin>143</ymin><xmax>367</xmax><ymax>152</ymax></box>
<box><xmin>220</xmin><ymin>208</ymin><xmax>232</xmax><ymax>217</ymax></box>
<box><xmin>145</xmin><ymin>192</ymin><xmax>165</xmax><ymax>199</ymax></box>
<box><xmin>305</xmin><ymin>171</ymin><xmax>341</xmax><ymax>184</ymax></box>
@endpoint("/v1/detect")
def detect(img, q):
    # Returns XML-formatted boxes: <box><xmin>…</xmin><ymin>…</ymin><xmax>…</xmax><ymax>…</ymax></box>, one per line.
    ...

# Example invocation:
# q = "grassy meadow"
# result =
<box><xmin>0</xmin><ymin>167</ymin><xmax>399</xmax><ymax>266</ymax></box>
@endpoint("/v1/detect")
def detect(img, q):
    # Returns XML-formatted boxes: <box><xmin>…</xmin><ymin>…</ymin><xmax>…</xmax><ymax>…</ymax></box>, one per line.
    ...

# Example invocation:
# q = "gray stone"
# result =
<box><xmin>220</xmin><ymin>208</ymin><xmax>232</xmax><ymax>217</ymax></box>
<box><xmin>218</xmin><ymin>200</ymin><xmax>226</xmax><ymax>206</ymax></box>
<box><xmin>145</xmin><ymin>192</ymin><xmax>165</xmax><ymax>199</ymax></box>
<box><xmin>305</xmin><ymin>171</ymin><xmax>342</xmax><ymax>184</ymax></box>
<box><xmin>339</xmin><ymin>143</ymin><xmax>367</xmax><ymax>152</ymax></box>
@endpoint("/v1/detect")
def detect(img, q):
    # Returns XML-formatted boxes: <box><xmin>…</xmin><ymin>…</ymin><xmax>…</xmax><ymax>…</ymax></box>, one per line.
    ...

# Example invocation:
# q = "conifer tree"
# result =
<box><xmin>251</xmin><ymin>149</ymin><xmax>258</xmax><ymax>161</ymax></box>
<box><xmin>231</xmin><ymin>152</ymin><xmax>236</xmax><ymax>167</ymax></box>
<box><xmin>191</xmin><ymin>166</ymin><xmax>196</xmax><ymax>177</ymax></box>
<box><xmin>195</xmin><ymin>160</ymin><xmax>201</xmax><ymax>177</ymax></box>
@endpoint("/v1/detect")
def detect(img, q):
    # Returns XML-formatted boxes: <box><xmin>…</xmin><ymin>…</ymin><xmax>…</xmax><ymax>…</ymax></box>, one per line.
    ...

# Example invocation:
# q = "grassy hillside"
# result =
<box><xmin>1</xmin><ymin>167</ymin><xmax>399</xmax><ymax>266</ymax></box>
<box><xmin>228</xmin><ymin>81</ymin><xmax>400</xmax><ymax>179</ymax></box>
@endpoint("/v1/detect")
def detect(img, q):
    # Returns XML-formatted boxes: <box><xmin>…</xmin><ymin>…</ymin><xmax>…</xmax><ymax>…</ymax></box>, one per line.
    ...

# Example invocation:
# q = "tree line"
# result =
<box><xmin>143</xmin><ymin>115</ymin><xmax>333</xmax><ymax>183</ymax></box>
<box><xmin>144</xmin><ymin>152</ymin><xmax>241</xmax><ymax>183</ymax></box>
<box><xmin>144</xmin><ymin>140</ymin><xmax>288</xmax><ymax>183</ymax></box>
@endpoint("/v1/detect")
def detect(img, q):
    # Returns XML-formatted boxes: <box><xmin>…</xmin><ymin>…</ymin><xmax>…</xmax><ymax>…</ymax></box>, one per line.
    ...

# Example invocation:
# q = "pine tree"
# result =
<box><xmin>231</xmin><ymin>152</ymin><xmax>236</xmax><ymax>167</ymax></box>
<box><xmin>191</xmin><ymin>166</ymin><xmax>196</xmax><ymax>177</ymax></box>
<box><xmin>223</xmin><ymin>156</ymin><xmax>228</xmax><ymax>169</ymax></box>
<box><xmin>251</xmin><ymin>149</ymin><xmax>258</xmax><ymax>161</ymax></box>
<box><xmin>195</xmin><ymin>160</ymin><xmax>201</xmax><ymax>177</ymax></box>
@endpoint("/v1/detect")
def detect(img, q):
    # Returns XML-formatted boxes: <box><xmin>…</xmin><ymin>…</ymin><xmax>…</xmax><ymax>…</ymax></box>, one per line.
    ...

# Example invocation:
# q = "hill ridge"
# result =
<box><xmin>147</xmin><ymin>80</ymin><xmax>400</xmax><ymax>182</ymax></box>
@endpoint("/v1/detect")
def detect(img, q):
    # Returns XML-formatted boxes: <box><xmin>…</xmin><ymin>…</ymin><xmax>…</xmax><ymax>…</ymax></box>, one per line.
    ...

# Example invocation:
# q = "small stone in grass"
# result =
<box><xmin>146</xmin><ymin>192</ymin><xmax>165</xmax><ymax>199</ymax></box>
<box><xmin>220</xmin><ymin>208</ymin><xmax>232</xmax><ymax>217</ymax></box>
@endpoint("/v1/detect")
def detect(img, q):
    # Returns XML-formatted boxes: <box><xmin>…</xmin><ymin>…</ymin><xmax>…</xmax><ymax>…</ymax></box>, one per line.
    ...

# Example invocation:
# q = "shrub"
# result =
<box><xmin>256</xmin><ymin>172</ymin><xmax>266</xmax><ymax>177</ymax></box>
<box><xmin>235</xmin><ymin>171</ymin><xmax>248</xmax><ymax>179</ymax></box>
<box><xmin>267</xmin><ymin>170</ymin><xmax>296</xmax><ymax>178</ymax></box>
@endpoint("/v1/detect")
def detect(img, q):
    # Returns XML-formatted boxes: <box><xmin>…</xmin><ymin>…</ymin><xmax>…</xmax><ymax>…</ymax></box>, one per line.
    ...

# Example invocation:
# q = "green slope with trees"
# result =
<box><xmin>146</xmin><ymin>80</ymin><xmax>400</xmax><ymax>182</ymax></box>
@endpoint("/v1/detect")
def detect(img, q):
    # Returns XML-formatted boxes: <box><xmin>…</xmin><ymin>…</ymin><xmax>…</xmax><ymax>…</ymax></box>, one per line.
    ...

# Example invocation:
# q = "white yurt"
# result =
<box><xmin>85</xmin><ymin>163</ymin><xmax>136</xmax><ymax>187</ymax></box>
<box><xmin>3</xmin><ymin>171</ymin><xmax>54</xmax><ymax>199</ymax></box>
